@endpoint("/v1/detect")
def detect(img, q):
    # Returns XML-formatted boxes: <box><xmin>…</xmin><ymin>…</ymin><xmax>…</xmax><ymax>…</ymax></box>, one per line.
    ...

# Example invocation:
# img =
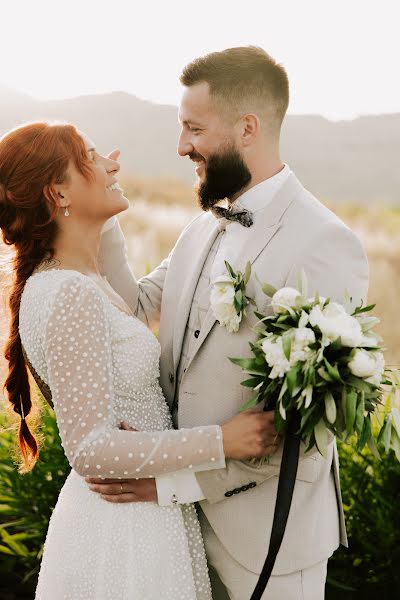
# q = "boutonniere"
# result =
<box><xmin>210</xmin><ymin>261</ymin><xmax>257</xmax><ymax>333</ymax></box>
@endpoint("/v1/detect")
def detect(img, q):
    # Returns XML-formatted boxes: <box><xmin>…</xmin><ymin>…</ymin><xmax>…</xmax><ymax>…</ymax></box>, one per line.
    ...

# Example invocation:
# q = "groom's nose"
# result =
<box><xmin>177</xmin><ymin>130</ymin><xmax>193</xmax><ymax>157</ymax></box>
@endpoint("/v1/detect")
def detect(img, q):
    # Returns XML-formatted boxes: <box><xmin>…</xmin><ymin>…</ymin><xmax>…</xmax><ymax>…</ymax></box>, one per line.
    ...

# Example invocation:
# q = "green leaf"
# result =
<box><xmin>352</xmin><ymin>303</ymin><xmax>376</xmax><ymax>315</ymax></box>
<box><xmin>324</xmin><ymin>391</ymin><xmax>337</xmax><ymax>424</ymax></box>
<box><xmin>346</xmin><ymin>390</ymin><xmax>357</xmax><ymax>434</ymax></box>
<box><xmin>224</xmin><ymin>260</ymin><xmax>236</xmax><ymax>279</ymax></box>
<box><xmin>378</xmin><ymin>417</ymin><xmax>392</xmax><ymax>454</ymax></box>
<box><xmin>391</xmin><ymin>407</ymin><xmax>400</xmax><ymax>438</ymax></box>
<box><xmin>239</xmin><ymin>394</ymin><xmax>261</xmax><ymax>412</ymax></box>
<box><xmin>282</xmin><ymin>332</ymin><xmax>293</xmax><ymax>361</ymax></box>
<box><xmin>318</xmin><ymin>367</ymin><xmax>333</xmax><ymax>383</ymax></box>
<box><xmin>304</xmin><ymin>385</ymin><xmax>313</xmax><ymax>409</ymax></box>
<box><xmin>240</xmin><ymin>377</ymin><xmax>263</xmax><ymax>388</ymax></box>
<box><xmin>358</xmin><ymin>414</ymin><xmax>371</xmax><ymax>450</ymax></box>
<box><xmin>244</xmin><ymin>261</ymin><xmax>252</xmax><ymax>284</ymax></box>
<box><xmin>355</xmin><ymin>396</ymin><xmax>365</xmax><ymax>434</ymax></box>
<box><xmin>314</xmin><ymin>419</ymin><xmax>328</xmax><ymax>456</ymax></box>
<box><xmin>254</xmin><ymin>272</ymin><xmax>277</xmax><ymax>298</ymax></box>
<box><xmin>235</xmin><ymin>290</ymin><xmax>243</xmax><ymax>304</ymax></box>
<box><xmin>323</xmin><ymin>358</ymin><xmax>343</xmax><ymax>383</ymax></box>
<box><xmin>0</xmin><ymin>544</ymin><xmax>15</xmax><ymax>555</ymax></box>
<box><xmin>390</xmin><ymin>428</ymin><xmax>400</xmax><ymax>462</ymax></box>
<box><xmin>367</xmin><ymin>436</ymin><xmax>381</xmax><ymax>460</ymax></box>
<box><xmin>297</xmin><ymin>268</ymin><xmax>308</xmax><ymax>298</ymax></box>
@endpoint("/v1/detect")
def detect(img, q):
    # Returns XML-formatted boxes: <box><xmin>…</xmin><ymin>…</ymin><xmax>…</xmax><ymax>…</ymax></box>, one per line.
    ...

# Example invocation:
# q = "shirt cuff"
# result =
<box><xmin>156</xmin><ymin>456</ymin><xmax>225</xmax><ymax>506</ymax></box>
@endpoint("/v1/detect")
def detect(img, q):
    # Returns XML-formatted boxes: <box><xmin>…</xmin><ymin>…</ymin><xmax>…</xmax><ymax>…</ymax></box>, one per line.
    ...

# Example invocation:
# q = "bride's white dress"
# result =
<box><xmin>19</xmin><ymin>270</ymin><xmax>225</xmax><ymax>600</ymax></box>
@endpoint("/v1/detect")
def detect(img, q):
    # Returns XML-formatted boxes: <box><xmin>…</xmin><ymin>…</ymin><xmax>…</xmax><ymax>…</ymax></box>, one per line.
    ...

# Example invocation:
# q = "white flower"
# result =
<box><xmin>271</xmin><ymin>287</ymin><xmax>302</xmax><ymax>314</ymax></box>
<box><xmin>261</xmin><ymin>338</ymin><xmax>291</xmax><ymax>379</ymax></box>
<box><xmin>309</xmin><ymin>302</ymin><xmax>363</xmax><ymax>347</ymax></box>
<box><xmin>307</xmin><ymin>295</ymin><xmax>327</xmax><ymax>306</ymax></box>
<box><xmin>290</xmin><ymin>327</ymin><xmax>316</xmax><ymax>363</ymax></box>
<box><xmin>210</xmin><ymin>276</ymin><xmax>235</xmax><ymax>305</ymax></box>
<box><xmin>348</xmin><ymin>349</ymin><xmax>385</xmax><ymax>385</ymax></box>
<box><xmin>210</xmin><ymin>277</ymin><xmax>241</xmax><ymax>333</ymax></box>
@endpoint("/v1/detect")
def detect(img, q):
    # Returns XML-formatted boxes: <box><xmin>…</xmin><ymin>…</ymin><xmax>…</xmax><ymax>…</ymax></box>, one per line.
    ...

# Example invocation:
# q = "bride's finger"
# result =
<box><xmin>107</xmin><ymin>149</ymin><xmax>121</xmax><ymax>161</ymax></box>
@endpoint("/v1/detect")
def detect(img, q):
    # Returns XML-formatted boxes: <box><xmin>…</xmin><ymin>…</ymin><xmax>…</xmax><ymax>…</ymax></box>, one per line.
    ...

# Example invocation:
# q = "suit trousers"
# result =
<box><xmin>200</xmin><ymin>510</ymin><xmax>328</xmax><ymax>600</ymax></box>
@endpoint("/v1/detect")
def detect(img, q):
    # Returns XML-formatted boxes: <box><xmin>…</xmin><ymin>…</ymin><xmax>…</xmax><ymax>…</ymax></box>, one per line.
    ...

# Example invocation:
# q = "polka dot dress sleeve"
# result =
<box><xmin>44</xmin><ymin>275</ymin><xmax>225</xmax><ymax>479</ymax></box>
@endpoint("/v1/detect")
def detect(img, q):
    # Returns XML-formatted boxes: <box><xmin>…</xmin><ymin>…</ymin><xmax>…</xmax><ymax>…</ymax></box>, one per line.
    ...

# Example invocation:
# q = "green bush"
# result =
<box><xmin>0</xmin><ymin>403</ymin><xmax>399</xmax><ymax>599</ymax></box>
<box><xmin>326</xmin><ymin>440</ymin><xmax>400</xmax><ymax>599</ymax></box>
<box><xmin>0</xmin><ymin>402</ymin><xmax>69</xmax><ymax>598</ymax></box>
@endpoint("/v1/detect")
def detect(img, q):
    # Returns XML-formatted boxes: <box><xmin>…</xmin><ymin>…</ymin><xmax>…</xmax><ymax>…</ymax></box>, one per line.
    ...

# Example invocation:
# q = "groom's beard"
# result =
<box><xmin>193</xmin><ymin>145</ymin><xmax>252</xmax><ymax>211</ymax></box>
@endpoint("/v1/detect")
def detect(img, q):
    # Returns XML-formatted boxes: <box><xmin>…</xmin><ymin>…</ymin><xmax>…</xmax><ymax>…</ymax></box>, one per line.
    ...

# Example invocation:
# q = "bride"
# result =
<box><xmin>0</xmin><ymin>122</ymin><xmax>275</xmax><ymax>599</ymax></box>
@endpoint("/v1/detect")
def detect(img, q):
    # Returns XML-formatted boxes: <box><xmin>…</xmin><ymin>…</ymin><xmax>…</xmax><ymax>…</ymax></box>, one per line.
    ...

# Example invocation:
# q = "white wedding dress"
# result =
<box><xmin>19</xmin><ymin>270</ymin><xmax>224</xmax><ymax>600</ymax></box>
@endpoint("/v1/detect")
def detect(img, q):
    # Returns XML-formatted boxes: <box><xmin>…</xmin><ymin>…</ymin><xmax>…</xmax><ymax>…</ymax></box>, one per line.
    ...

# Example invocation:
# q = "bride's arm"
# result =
<box><xmin>98</xmin><ymin>217</ymin><xmax>168</xmax><ymax>327</ymax></box>
<box><xmin>44</xmin><ymin>275</ymin><xmax>225</xmax><ymax>480</ymax></box>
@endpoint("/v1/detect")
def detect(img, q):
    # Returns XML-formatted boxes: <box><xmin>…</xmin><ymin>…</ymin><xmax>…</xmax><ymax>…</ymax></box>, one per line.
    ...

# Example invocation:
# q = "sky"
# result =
<box><xmin>1</xmin><ymin>0</ymin><xmax>399</xmax><ymax>120</ymax></box>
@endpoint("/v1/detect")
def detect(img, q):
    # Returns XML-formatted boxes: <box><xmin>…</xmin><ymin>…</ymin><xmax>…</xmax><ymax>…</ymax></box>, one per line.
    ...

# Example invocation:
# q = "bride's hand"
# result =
<box><xmin>221</xmin><ymin>410</ymin><xmax>281</xmax><ymax>460</ymax></box>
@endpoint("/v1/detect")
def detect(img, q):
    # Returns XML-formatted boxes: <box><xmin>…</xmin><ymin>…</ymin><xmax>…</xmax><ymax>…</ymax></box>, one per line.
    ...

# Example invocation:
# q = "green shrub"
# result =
<box><xmin>0</xmin><ymin>403</ymin><xmax>399</xmax><ymax>598</ymax></box>
<box><xmin>0</xmin><ymin>402</ymin><xmax>69</xmax><ymax>598</ymax></box>
<box><xmin>327</xmin><ymin>440</ymin><xmax>400</xmax><ymax>599</ymax></box>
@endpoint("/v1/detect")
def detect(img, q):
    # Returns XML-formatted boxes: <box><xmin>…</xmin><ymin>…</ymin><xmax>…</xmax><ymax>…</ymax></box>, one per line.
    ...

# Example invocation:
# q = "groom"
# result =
<box><xmin>90</xmin><ymin>47</ymin><xmax>369</xmax><ymax>599</ymax></box>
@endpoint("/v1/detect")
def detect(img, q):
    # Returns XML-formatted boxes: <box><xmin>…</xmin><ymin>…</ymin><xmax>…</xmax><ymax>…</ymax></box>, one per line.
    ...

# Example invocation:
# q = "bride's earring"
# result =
<box><xmin>64</xmin><ymin>206</ymin><xmax>70</xmax><ymax>217</ymax></box>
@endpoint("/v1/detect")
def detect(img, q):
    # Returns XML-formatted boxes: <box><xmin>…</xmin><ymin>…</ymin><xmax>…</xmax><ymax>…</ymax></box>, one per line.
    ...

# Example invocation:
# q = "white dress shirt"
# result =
<box><xmin>156</xmin><ymin>165</ymin><xmax>292</xmax><ymax>505</ymax></box>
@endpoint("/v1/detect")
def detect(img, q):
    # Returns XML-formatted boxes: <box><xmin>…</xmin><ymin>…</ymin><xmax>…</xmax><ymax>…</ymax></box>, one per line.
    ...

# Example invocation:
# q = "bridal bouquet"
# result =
<box><xmin>230</xmin><ymin>268</ymin><xmax>400</xmax><ymax>459</ymax></box>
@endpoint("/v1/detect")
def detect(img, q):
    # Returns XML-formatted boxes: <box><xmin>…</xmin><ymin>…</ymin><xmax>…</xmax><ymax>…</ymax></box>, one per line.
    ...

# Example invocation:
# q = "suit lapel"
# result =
<box><xmin>172</xmin><ymin>215</ymin><xmax>220</xmax><ymax>370</ymax></box>
<box><xmin>184</xmin><ymin>173</ymin><xmax>300</xmax><ymax>369</ymax></box>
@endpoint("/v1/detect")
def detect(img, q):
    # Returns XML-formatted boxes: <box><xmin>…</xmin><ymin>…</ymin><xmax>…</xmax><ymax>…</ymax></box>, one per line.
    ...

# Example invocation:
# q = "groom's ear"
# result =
<box><xmin>240</xmin><ymin>113</ymin><xmax>261</xmax><ymax>147</ymax></box>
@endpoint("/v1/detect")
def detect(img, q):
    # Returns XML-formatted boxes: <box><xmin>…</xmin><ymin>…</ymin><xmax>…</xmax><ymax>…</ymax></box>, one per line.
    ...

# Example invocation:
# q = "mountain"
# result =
<box><xmin>0</xmin><ymin>87</ymin><xmax>398</xmax><ymax>204</ymax></box>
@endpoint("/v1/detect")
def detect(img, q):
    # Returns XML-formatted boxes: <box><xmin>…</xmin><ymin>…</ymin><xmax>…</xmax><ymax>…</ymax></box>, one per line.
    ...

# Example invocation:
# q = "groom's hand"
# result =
<box><xmin>86</xmin><ymin>477</ymin><xmax>158</xmax><ymax>503</ymax></box>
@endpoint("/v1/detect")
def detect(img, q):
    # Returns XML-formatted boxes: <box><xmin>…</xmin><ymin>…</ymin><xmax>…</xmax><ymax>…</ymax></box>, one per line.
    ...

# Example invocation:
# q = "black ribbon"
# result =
<box><xmin>250</xmin><ymin>415</ymin><xmax>301</xmax><ymax>600</ymax></box>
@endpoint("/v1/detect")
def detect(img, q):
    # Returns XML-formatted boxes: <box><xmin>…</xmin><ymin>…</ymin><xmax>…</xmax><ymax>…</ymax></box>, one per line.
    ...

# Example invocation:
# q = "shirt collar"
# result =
<box><xmin>236</xmin><ymin>164</ymin><xmax>292</xmax><ymax>213</ymax></box>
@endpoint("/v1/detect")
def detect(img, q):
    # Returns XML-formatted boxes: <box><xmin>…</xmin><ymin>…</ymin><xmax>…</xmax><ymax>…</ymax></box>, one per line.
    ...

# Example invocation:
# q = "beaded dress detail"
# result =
<box><xmin>19</xmin><ymin>270</ymin><xmax>223</xmax><ymax>600</ymax></box>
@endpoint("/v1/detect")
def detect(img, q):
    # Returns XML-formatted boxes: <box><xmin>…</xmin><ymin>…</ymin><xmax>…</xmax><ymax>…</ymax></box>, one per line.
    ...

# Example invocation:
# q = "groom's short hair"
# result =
<box><xmin>180</xmin><ymin>46</ymin><xmax>289</xmax><ymax>132</ymax></box>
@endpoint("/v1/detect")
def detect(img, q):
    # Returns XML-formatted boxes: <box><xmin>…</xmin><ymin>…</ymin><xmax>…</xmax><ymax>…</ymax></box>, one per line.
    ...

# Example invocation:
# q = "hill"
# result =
<box><xmin>0</xmin><ymin>86</ymin><xmax>398</xmax><ymax>204</ymax></box>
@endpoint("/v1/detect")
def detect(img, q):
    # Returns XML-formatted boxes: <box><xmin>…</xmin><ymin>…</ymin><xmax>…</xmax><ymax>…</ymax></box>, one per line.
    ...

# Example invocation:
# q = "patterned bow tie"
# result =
<box><xmin>210</xmin><ymin>200</ymin><xmax>253</xmax><ymax>228</ymax></box>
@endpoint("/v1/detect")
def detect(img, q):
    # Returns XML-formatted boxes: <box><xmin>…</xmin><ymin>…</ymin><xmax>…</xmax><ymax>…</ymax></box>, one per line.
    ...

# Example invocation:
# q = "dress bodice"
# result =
<box><xmin>19</xmin><ymin>270</ymin><xmax>224</xmax><ymax>480</ymax></box>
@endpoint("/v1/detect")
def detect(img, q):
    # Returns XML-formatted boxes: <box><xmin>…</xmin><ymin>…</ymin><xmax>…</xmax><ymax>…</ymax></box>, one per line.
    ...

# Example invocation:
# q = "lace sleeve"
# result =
<box><xmin>44</xmin><ymin>275</ymin><xmax>224</xmax><ymax>479</ymax></box>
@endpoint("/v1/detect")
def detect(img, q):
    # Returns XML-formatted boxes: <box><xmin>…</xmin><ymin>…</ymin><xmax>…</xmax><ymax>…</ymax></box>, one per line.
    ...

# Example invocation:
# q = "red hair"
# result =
<box><xmin>0</xmin><ymin>122</ymin><xmax>93</xmax><ymax>471</ymax></box>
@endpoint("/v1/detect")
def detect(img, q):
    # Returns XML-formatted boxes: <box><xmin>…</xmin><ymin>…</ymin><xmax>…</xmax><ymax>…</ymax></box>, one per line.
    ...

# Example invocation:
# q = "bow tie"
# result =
<box><xmin>210</xmin><ymin>200</ymin><xmax>253</xmax><ymax>229</ymax></box>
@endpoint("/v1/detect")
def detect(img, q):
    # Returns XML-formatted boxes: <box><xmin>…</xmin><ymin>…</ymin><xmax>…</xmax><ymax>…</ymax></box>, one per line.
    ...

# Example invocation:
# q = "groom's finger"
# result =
<box><xmin>100</xmin><ymin>493</ymin><xmax>138</xmax><ymax>503</ymax></box>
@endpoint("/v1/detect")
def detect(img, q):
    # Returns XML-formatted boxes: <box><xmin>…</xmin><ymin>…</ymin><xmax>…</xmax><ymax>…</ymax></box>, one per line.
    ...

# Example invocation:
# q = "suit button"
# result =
<box><xmin>169</xmin><ymin>372</ymin><xmax>174</xmax><ymax>383</ymax></box>
<box><xmin>194</xmin><ymin>330</ymin><xmax>200</xmax><ymax>338</ymax></box>
<box><xmin>233</xmin><ymin>488</ymin><xmax>241</xmax><ymax>494</ymax></box>
<box><xmin>224</xmin><ymin>491</ymin><xmax>234</xmax><ymax>497</ymax></box>
<box><xmin>241</xmin><ymin>485</ymin><xmax>249</xmax><ymax>491</ymax></box>
<box><xmin>248</xmin><ymin>481</ymin><xmax>256</xmax><ymax>489</ymax></box>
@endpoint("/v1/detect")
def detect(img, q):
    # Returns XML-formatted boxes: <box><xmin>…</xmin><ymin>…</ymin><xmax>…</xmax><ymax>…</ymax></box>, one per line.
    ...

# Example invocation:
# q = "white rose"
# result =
<box><xmin>211</xmin><ymin>301</ymin><xmax>242</xmax><ymax>333</ymax></box>
<box><xmin>271</xmin><ymin>287</ymin><xmax>302</xmax><ymax>314</ymax></box>
<box><xmin>349</xmin><ymin>349</ymin><xmax>385</xmax><ymax>385</ymax></box>
<box><xmin>309</xmin><ymin>302</ymin><xmax>363</xmax><ymax>347</ymax></box>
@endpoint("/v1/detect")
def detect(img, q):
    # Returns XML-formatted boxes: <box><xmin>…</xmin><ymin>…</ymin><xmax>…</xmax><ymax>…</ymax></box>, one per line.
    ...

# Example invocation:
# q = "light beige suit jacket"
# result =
<box><xmin>99</xmin><ymin>172</ymin><xmax>369</xmax><ymax>575</ymax></box>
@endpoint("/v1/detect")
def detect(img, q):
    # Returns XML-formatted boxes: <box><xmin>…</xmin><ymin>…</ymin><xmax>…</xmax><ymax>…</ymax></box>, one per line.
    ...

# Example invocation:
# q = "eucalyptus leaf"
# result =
<box><xmin>358</xmin><ymin>414</ymin><xmax>371</xmax><ymax>450</ymax></box>
<box><xmin>244</xmin><ymin>261</ymin><xmax>252</xmax><ymax>284</ymax></box>
<box><xmin>224</xmin><ymin>260</ymin><xmax>236</xmax><ymax>279</ymax></box>
<box><xmin>314</xmin><ymin>419</ymin><xmax>328</xmax><ymax>456</ymax></box>
<box><xmin>324</xmin><ymin>391</ymin><xmax>337</xmax><ymax>424</ymax></box>
<box><xmin>346</xmin><ymin>390</ymin><xmax>357</xmax><ymax>434</ymax></box>
<box><xmin>355</xmin><ymin>396</ymin><xmax>365</xmax><ymax>434</ymax></box>
<box><xmin>262</xmin><ymin>283</ymin><xmax>278</xmax><ymax>297</ymax></box>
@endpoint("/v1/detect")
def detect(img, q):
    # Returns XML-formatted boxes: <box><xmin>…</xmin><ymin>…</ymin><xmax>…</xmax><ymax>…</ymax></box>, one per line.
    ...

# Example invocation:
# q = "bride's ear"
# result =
<box><xmin>43</xmin><ymin>184</ymin><xmax>67</xmax><ymax>208</ymax></box>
